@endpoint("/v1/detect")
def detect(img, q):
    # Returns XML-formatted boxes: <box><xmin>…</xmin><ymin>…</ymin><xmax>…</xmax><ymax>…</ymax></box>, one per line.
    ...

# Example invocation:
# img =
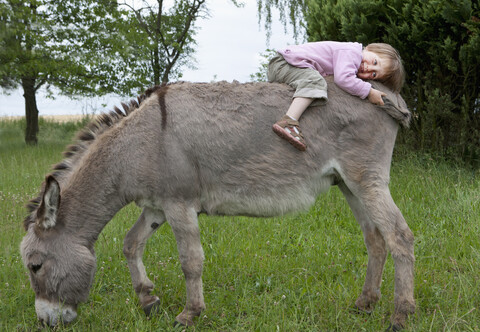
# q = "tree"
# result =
<box><xmin>118</xmin><ymin>0</ymin><xmax>207</xmax><ymax>85</ymax></box>
<box><xmin>306</xmin><ymin>0</ymin><xmax>480</xmax><ymax>164</ymax></box>
<box><xmin>255</xmin><ymin>0</ymin><xmax>306</xmax><ymax>41</ymax></box>
<box><xmin>0</xmin><ymin>0</ymin><xmax>212</xmax><ymax>144</ymax></box>
<box><xmin>0</xmin><ymin>0</ymin><xmax>128</xmax><ymax>144</ymax></box>
<box><xmin>1</xmin><ymin>0</ymin><xmax>47</xmax><ymax>144</ymax></box>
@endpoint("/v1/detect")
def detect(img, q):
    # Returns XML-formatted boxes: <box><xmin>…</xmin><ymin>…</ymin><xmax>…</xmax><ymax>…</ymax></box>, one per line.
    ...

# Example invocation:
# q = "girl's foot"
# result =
<box><xmin>272</xmin><ymin>115</ymin><xmax>307</xmax><ymax>151</ymax></box>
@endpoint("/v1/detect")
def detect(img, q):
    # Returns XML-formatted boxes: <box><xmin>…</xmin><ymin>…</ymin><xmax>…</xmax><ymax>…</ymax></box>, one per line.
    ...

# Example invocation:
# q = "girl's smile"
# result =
<box><xmin>358</xmin><ymin>50</ymin><xmax>388</xmax><ymax>80</ymax></box>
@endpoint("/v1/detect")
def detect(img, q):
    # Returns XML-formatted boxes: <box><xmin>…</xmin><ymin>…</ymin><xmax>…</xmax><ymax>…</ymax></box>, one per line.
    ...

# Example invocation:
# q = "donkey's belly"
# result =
<box><xmin>200</xmin><ymin>173</ymin><xmax>334</xmax><ymax>217</ymax></box>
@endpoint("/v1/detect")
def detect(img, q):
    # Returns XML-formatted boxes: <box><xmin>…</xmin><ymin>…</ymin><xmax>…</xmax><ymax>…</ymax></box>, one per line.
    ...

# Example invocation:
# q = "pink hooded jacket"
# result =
<box><xmin>277</xmin><ymin>41</ymin><xmax>371</xmax><ymax>99</ymax></box>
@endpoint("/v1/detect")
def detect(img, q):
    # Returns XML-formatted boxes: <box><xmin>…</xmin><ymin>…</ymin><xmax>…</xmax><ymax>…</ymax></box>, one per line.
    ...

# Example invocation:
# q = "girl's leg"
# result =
<box><xmin>286</xmin><ymin>97</ymin><xmax>314</xmax><ymax>120</ymax></box>
<box><xmin>268</xmin><ymin>54</ymin><xmax>326</xmax><ymax>151</ymax></box>
<box><xmin>272</xmin><ymin>97</ymin><xmax>314</xmax><ymax>151</ymax></box>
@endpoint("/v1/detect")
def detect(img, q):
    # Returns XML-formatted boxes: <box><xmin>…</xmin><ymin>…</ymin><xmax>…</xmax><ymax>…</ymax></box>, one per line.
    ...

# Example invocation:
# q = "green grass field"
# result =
<box><xmin>1</xmin><ymin>118</ymin><xmax>479</xmax><ymax>331</ymax></box>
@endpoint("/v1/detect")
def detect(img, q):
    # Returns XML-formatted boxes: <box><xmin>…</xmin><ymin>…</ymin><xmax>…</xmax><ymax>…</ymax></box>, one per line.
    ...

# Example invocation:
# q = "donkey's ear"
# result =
<box><xmin>37</xmin><ymin>175</ymin><xmax>61</xmax><ymax>230</ymax></box>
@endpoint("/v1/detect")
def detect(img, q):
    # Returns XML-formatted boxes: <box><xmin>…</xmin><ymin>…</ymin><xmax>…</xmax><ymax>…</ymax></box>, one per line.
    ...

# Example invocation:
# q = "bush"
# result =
<box><xmin>306</xmin><ymin>0</ymin><xmax>480</xmax><ymax>167</ymax></box>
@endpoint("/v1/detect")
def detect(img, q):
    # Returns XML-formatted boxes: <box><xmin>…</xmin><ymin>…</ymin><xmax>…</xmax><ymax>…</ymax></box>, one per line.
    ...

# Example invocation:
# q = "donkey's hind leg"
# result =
<box><xmin>342</xmin><ymin>182</ymin><xmax>415</xmax><ymax>329</ymax></box>
<box><xmin>123</xmin><ymin>207</ymin><xmax>166</xmax><ymax>316</ymax></box>
<box><xmin>338</xmin><ymin>183</ymin><xmax>387</xmax><ymax>312</ymax></box>
<box><xmin>164</xmin><ymin>202</ymin><xmax>205</xmax><ymax>326</ymax></box>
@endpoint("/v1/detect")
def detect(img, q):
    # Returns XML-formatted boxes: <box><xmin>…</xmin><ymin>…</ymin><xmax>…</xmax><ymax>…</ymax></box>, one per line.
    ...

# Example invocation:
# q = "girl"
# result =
<box><xmin>269</xmin><ymin>41</ymin><xmax>405</xmax><ymax>151</ymax></box>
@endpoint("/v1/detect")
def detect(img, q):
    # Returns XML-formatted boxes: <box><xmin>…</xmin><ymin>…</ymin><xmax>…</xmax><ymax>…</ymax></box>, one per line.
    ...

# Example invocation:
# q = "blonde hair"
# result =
<box><xmin>365</xmin><ymin>43</ymin><xmax>405</xmax><ymax>93</ymax></box>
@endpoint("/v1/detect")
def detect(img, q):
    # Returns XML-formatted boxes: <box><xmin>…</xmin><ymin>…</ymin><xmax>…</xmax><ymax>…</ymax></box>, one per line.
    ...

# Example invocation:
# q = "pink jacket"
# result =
<box><xmin>278</xmin><ymin>41</ymin><xmax>371</xmax><ymax>99</ymax></box>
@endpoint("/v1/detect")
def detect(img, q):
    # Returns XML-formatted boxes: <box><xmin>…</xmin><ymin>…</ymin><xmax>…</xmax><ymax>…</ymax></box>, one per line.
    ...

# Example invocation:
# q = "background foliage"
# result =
<box><xmin>305</xmin><ymin>0</ymin><xmax>480</xmax><ymax>166</ymax></box>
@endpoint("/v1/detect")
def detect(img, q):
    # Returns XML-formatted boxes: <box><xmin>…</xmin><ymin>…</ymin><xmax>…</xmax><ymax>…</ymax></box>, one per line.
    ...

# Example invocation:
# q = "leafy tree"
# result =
<box><xmin>256</xmin><ymin>0</ymin><xmax>306</xmax><ymax>41</ymax></box>
<box><xmin>307</xmin><ymin>0</ymin><xmax>480</xmax><ymax>164</ymax></box>
<box><xmin>0</xmin><ymin>0</ymin><xmax>212</xmax><ymax>144</ymax></box>
<box><xmin>1</xmin><ymin>0</ymin><xmax>48</xmax><ymax>144</ymax></box>
<box><xmin>118</xmin><ymin>0</ymin><xmax>207</xmax><ymax>85</ymax></box>
<box><xmin>0</xmin><ymin>0</ymin><xmax>128</xmax><ymax>144</ymax></box>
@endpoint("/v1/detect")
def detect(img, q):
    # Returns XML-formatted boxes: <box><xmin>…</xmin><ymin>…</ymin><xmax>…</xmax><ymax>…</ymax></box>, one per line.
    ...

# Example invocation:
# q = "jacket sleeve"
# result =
<box><xmin>332</xmin><ymin>49</ymin><xmax>371</xmax><ymax>99</ymax></box>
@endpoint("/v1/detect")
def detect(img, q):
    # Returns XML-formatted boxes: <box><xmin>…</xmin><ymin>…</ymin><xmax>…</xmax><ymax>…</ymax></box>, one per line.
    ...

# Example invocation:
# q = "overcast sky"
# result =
<box><xmin>0</xmin><ymin>1</ymin><xmax>298</xmax><ymax>116</ymax></box>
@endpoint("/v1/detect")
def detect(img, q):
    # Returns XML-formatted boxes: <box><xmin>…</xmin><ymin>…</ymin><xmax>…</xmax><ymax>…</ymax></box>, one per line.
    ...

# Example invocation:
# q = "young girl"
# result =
<box><xmin>269</xmin><ymin>41</ymin><xmax>405</xmax><ymax>151</ymax></box>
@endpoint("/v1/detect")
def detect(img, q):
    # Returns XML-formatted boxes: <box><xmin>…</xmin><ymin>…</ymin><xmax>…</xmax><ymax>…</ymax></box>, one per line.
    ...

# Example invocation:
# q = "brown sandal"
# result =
<box><xmin>272</xmin><ymin>115</ymin><xmax>307</xmax><ymax>151</ymax></box>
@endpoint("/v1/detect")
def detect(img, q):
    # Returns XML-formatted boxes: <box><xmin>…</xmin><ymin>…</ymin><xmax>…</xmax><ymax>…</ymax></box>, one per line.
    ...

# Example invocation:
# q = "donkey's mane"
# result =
<box><xmin>23</xmin><ymin>86</ymin><xmax>165</xmax><ymax>230</ymax></box>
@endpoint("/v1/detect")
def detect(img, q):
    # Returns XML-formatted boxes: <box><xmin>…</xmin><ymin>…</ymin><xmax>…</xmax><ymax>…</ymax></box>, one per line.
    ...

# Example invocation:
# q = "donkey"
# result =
<box><xmin>21</xmin><ymin>77</ymin><xmax>415</xmax><ymax>330</ymax></box>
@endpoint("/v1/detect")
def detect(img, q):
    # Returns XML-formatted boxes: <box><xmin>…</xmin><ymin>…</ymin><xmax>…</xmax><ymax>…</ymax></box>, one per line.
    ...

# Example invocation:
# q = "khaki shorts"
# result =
<box><xmin>267</xmin><ymin>53</ymin><xmax>328</xmax><ymax>105</ymax></box>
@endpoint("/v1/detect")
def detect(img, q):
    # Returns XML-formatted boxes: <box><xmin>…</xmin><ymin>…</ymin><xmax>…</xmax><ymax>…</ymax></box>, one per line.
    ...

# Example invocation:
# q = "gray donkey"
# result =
<box><xmin>21</xmin><ymin>77</ymin><xmax>415</xmax><ymax>330</ymax></box>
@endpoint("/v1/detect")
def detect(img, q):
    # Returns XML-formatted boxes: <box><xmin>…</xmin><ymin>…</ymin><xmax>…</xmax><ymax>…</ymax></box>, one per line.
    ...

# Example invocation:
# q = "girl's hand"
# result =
<box><xmin>368</xmin><ymin>88</ymin><xmax>386</xmax><ymax>105</ymax></box>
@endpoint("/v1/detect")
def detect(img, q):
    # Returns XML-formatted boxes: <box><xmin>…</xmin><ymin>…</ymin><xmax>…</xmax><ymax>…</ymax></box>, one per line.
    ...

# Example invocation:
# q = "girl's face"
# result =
<box><xmin>358</xmin><ymin>50</ymin><xmax>388</xmax><ymax>80</ymax></box>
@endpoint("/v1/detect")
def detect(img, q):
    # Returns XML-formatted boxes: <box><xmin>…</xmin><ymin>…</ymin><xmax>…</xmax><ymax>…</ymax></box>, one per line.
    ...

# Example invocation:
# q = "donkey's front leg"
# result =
<box><xmin>165</xmin><ymin>203</ymin><xmax>205</xmax><ymax>326</ymax></box>
<box><xmin>123</xmin><ymin>208</ymin><xmax>166</xmax><ymax>315</ymax></box>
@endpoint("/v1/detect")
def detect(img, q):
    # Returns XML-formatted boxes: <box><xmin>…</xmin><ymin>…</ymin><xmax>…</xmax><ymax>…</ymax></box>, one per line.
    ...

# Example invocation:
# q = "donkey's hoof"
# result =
<box><xmin>173</xmin><ymin>320</ymin><xmax>185</xmax><ymax>328</ymax></box>
<box><xmin>143</xmin><ymin>299</ymin><xmax>161</xmax><ymax>316</ymax></box>
<box><xmin>386</xmin><ymin>323</ymin><xmax>403</xmax><ymax>331</ymax></box>
<box><xmin>351</xmin><ymin>304</ymin><xmax>372</xmax><ymax>315</ymax></box>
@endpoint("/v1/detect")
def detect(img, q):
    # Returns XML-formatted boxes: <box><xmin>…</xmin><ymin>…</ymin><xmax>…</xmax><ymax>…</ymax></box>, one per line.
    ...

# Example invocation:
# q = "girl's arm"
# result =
<box><xmin>332</xmin><ymin>50</ymin><xmax>371</xmax><ymax>99</ymax></box>
<box><xmin>368</xmin><ymin>88</ymin><xmax>386</xmax><ymax>105</ymax></box>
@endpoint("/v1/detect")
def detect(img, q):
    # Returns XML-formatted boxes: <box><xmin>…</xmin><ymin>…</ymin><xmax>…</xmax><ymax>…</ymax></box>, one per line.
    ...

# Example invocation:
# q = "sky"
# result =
<box><xmin>0</xmin><ymin>1</ymin><xmax>299</xmax><ymax>117</ymax></box>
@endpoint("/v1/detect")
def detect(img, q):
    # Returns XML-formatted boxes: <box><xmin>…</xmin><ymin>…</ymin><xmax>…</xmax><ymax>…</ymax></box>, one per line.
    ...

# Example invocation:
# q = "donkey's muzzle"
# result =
<box><xmin>35</xmin><ymin>299</ymin><xmax>77</xmax><ymax>326</ymax></box>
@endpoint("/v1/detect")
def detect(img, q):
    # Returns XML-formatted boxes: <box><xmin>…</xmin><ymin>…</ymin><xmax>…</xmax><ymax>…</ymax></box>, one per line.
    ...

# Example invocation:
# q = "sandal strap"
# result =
<box><xmin>272</xmin><ymin>115</ymin><xmax>308</xmax><ymax>151</ymax></box>
<box><xmin>277</xmin><ymin>116</ymin><xmax>305</xmax><ymax>140</ymax></box>
<box><xmin>278</xmin><ymin>115</ymin><xmax>300</xmax><ymax>127</ymax></box>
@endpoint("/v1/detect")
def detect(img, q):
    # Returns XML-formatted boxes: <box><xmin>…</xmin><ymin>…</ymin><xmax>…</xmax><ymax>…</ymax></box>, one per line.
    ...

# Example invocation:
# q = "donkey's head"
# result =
<box><xmin>21</xmin><ymin>176</ymin><xmax>96</xmax><ymax>326</ymax></box>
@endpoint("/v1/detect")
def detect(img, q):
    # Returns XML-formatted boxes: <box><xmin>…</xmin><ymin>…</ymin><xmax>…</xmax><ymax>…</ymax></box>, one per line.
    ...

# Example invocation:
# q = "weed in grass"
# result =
<box><xmin>1</xmin><ymin>118</ymin><xmax>479</xmax><ymax>330</ymax></box>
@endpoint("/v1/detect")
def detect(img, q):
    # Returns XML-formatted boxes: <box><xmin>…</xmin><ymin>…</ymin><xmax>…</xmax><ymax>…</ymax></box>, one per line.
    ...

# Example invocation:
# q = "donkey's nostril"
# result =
<box><xmin>30</xmin><ymin>264</ymin><xmax>42</xmax><ymax>274</ymax></box>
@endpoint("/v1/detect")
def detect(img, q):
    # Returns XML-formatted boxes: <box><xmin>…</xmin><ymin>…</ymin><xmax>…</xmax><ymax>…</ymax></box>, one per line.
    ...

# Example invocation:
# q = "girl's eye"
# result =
<box><xmin>374</xmin><ymin>59</ymin><xmax>377</xmax><ymax>65</ymax></box>
<box><xmin>372</xmin><ymin>72</ymin><xmax>377</xmax><ymax>78</ymax></box>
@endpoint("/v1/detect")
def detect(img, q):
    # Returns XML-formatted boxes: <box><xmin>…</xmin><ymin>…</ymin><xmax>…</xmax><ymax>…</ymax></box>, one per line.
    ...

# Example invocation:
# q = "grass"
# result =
<box><xmin>0</xmin><ymin>118</ymin><xmax>479</xmax><ymax>331</ymax></box>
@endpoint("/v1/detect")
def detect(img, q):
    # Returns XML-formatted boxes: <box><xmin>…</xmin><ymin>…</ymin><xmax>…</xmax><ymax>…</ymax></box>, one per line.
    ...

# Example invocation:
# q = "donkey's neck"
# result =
<box><xmin>60</xmin><ymin>141</ymin><xmax>130</xmax><ymax>245</ymax></box>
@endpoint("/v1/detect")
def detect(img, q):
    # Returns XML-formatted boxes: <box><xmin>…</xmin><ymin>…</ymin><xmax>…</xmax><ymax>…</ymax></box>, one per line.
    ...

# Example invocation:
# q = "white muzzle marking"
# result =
<box><xmin>35</xmin><ymin>298</ymin><xmax>77</xmax><ymax>326</ymax></box>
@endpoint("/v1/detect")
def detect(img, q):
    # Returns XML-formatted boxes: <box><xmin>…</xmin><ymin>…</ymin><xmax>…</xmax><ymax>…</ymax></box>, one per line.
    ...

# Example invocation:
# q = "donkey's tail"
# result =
<box><xmin>381</xmin><ymin>95</ymin><xmax>412</xmax><ymax>128</ymax></box>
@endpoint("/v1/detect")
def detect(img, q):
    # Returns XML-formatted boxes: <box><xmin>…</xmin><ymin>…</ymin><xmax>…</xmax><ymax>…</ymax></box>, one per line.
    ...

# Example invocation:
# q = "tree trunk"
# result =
<box><xmin>153</xmin><ymin>45</ymin><xmax>162</xmax><ymax>85</ymax></box>
<box><xmin>22</xmin><ymin>77</ymin><xmax>39</xmax><ymax>145</ymax></box>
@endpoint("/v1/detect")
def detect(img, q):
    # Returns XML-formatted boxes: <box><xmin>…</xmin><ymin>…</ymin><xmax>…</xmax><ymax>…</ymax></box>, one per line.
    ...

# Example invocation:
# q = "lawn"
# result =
<box><xmin>1</xmin><ymin>118</ymin><xmax>479</xmax><ymax>331</ymax></box>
